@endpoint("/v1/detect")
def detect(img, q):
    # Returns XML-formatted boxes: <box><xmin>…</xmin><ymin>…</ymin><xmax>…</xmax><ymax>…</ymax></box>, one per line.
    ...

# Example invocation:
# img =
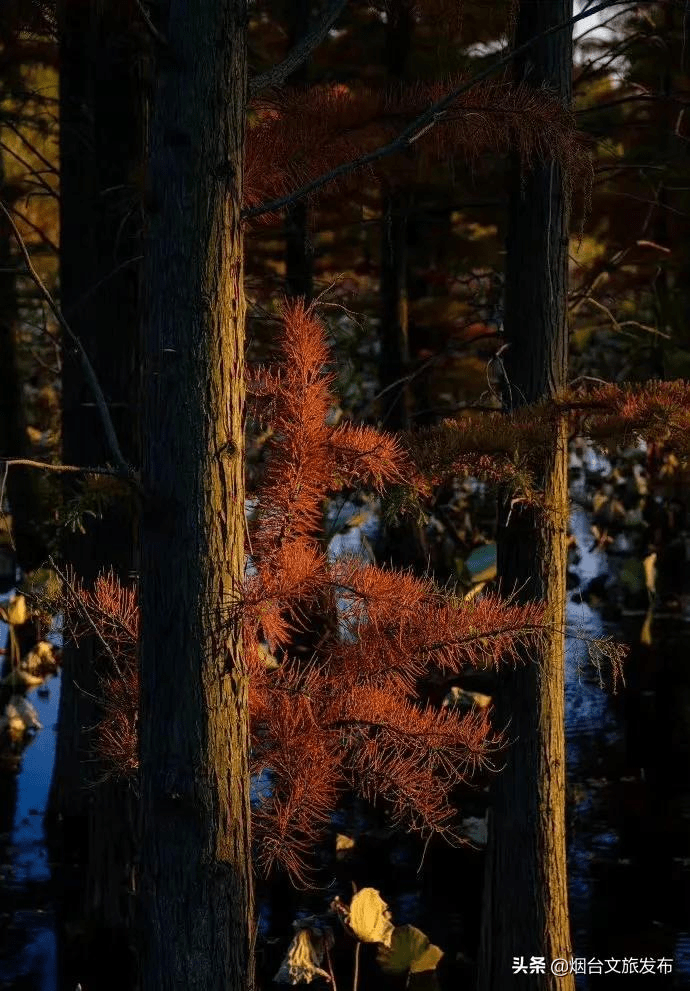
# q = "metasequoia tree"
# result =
<box><xmin>49</xmin><ymin>1</ymin><xmax>143</xmax><ymax>981</ymax></box>
<box><xmin>137</xmin><ymin>0</ymin><xmax>252</xmax><ymax>988</ymax></box>
<box><xmin>81</xmin><ymin>300</ymin><xmax>550</xmax><ymax>881</ymax></box>
<box><xmin>475</xmin><ymin>2</ymin><xmax>575</xmax><ymax>988</ymax></box>
<box><xmin>3</xmin><ymin>2</ymin><xmax>669</xmax><ymax>985</ymax></box>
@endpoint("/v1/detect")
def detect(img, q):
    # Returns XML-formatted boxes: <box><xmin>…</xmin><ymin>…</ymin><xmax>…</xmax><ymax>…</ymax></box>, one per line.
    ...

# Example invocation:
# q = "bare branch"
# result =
<box><xmin>0</xmin><ymin>200</ymin><xmax>133</xmax><ymax>478</ymax></box>
<box><xmin>3</xmin><ymin>121</ymin><xmax>58</xmax><ymax>179</ymax></box>
<box><xmin>249</xmin><ymin>0</ymin><xmax>348</xmax><ymax>98</ymax></box>
<box><xmin>244</xmin><ymin>0</ymin><xmax>636</xmax><ymax>220</ymax></box>
<box><xmin>1</xmin><ymin>458</ymin><xmax>125</xmax><ymax>477</ymax></box>
<box><xmin>133</xmin><ymin>0</ymin><xmax>168</xmax><ymax>46</ymax></box>
<box><xmin>6</xmin><ymin>202</ymin><xmax>58</xmax><ymax>253</ymax></box>
<box><xmin>0</xmin><ymin>139</ymin><xmax>57</xmax><ymax>200</ymax></box>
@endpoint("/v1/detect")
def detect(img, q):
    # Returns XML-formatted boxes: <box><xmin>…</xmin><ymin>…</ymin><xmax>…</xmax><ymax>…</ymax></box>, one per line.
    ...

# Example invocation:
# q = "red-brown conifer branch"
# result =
<box><xmin>244</xmin><ymin>78</ymin><xmax>593</xmax><ymax>219</ymax></box>
<box><xmin>71</xmin><ymin>300</ymin><xmax>550</xmax><ymax>880</ymax></box>
<box><xmin>244</xmin><ymin>0</ymin><xmax>633</xmax><ymax>219</ymax></box>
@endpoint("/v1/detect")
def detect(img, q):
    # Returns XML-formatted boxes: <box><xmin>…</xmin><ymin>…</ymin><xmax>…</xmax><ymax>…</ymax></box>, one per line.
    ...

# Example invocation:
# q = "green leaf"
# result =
<box><xmin>377</xmin><ymin>925</ymin><xmax>443</xmax><ymax>975</ymax></box>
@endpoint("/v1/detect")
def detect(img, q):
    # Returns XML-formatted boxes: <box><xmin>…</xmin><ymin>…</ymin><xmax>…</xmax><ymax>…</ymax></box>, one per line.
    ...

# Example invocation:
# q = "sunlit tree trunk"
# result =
<box><xmin>137</xmin><ymin>0</ymin><xmax>253</xmax><ymax>986</ymax></box>
<box><xmin>477</xmin><ymin>3</ymin><xmax>574</xmax><ymax>989</ymax></box>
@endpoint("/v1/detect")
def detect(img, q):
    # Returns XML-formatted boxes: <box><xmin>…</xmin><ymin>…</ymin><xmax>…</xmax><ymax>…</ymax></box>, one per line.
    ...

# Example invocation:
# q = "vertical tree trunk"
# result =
<box><xmin>50</xmin><ymin>2</ymin><xmax>143</xmax><ymax>983</ymax></box>
<box><xmin>0</xmin><ymin>150</ymin><xmax>29</xmax><ymax>570</ymax></box>
<box><xmin>0</xmin><ymin>52</ymin><xmax>47</xmax><ymax>572</ymax></box>
<box><xmin>138</xmin><ymin>1</ymin><xmax>253</xmax><ymax>988</ymax></box>
<box><xmin>284</xmin><ymin>0</ymin><xmax>314</xmax><ymax>302</ymax></box>
<box><xmin>477</xmin><ymin>3</ymin><xmax>574</xmax><ymax>989</ymax></box>
<box><xmin>379</xmin><ymin>1</ymin><xmax>412</xmax><ymax>431</ymax></box>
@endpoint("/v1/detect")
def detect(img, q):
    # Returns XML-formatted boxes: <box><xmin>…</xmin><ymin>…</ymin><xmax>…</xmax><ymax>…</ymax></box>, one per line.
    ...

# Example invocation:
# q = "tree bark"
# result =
<box><xmin>0</xmin><ymin>36</ymin><xmax>47</xmax><ymax>573</ymax></box>
<box><xmin>477</xmin><ymin>3</ymin><xmax>574</xmax><ymax>990</ymax></box>
<box><xmin>285</xmin><ymin>0</ymin><xmax>314</xmax><ymax>302</ymax></box>
<box><xmin>49</xmin><ymin>1</ymin><xmax>144</xmax><ymax>983</ymax></box>
<box><xmin>378</xmin><ymin>0</ymin><xmax>412</xmax><ymax>431</ymax></box>
<box><xmin>137</xmin><ymin>1</ymin><xmax>254</xmax><ymax>988</ymax></box>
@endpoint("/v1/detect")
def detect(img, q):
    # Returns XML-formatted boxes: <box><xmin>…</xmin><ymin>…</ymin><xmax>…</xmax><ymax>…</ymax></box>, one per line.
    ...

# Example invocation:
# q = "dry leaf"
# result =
<box><xmin>377</xmin><ymin>924</ymin><xmax>443</xmax><ymax>975</ymax></box>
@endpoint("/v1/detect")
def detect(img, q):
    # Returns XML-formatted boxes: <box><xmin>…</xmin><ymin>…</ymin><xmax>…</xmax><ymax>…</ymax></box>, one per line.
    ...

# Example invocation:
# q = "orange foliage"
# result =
<box><xmin>72</xmin><ymin>301</ymin><xmax>551</xmax><ymax>883</ymax></box>
<box><xmin>244</xmin><ymin>77</ymin><xmax>592</xmax><ymax>216</ymax></box>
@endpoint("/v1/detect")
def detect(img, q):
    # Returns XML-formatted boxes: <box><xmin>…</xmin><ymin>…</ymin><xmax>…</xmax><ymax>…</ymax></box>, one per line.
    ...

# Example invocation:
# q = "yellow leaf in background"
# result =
<box><xmin>6</xmin><ymin>594</ymin><xmax>27</xmax><ymax>626</ymax></box>
<box><xmin>348</xmin><ymin>888</ymin><xmax>394</xmax><ymax>946</ymax></box>
<box><xmin>640</xmin><ymin>609</ymin><xmax>654</xmax><ymax>646</ymax></box>
<box><xmin>377</xmin><ymin>925</ymin><xmax>444</xmax><ymax>975</ymax></box>
<box><xmin>643</xmin><ymin>552</ymin><xmax>657</xmax><ymax>596</ymax></box>
<box><xmin>335</xmin><ymin>834</ymin><xmax>356</xmax><ymax>854</ymax></box>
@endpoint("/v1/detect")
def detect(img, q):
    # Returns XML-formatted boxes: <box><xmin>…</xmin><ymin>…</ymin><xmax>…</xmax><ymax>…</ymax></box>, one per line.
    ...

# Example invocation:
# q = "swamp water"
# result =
<box><xmin>1</xmin><ymin>493</ymin><xmax>689</xmax><ymax>988</ymax></box>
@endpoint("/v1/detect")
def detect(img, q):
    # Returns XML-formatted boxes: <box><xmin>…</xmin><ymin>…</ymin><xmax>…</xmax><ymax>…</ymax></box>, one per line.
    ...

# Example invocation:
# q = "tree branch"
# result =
<box><xmin>244</xmin><ymin>0</ymin><xmax>638</xmax><ymax>220</ymax></box>
<box><xmin>0</xmin><ymin>200</ymin><xmax>133</xmax><ymax>478</ymax></box>
<box><xmin>248</xmin><ymin>0</ymin><xmax>349</xmax><ymax>98</ymax></box>
<box><xmin>1</xmin><ymin>458</ymin><xmax>126</xmax><ymax>477</ymax></box>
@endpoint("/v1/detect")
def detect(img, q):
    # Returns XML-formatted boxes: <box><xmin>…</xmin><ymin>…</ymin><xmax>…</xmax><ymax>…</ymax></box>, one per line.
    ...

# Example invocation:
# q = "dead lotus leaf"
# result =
<box><xmin>274</xmin><ymin>923</ymin><xmax>334</xmax><ymax>985</ymax></box>
<box><xmin>348</xmin><ymin>887</ymin><xmax>394</xmax><ymax>947</ymax></box>
<box><xmin>376</xmin><ymin>924</ymin><xmax>443</xmax><ymax>975</ymax></box>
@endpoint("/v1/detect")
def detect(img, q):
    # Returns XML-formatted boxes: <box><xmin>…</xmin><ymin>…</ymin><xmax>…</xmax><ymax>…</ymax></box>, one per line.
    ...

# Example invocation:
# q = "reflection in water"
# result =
<box><xmin>567</xmin><ymin>505</ymin><xmax>690</xmax><ymax>989</ymax></box>
<box><xmin>1</xmin><ymin>491</ymin><xmax>690</xmax><ymax>989</ymax></box>
<box><xmin>0</xmin><ymin>623</ymin><xmax>60</xmax><ymax>991</ymax></box>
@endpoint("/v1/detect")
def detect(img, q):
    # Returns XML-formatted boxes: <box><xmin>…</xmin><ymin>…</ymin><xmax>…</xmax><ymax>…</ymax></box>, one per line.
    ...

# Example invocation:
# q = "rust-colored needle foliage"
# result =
<box><xmin>244</xmin><ymin>77</ymin><xmax>592</xmax><ymax>217</ymax></box>
<box><xmin>72</xmin><ymin>301</ymin><xmax>550</xmax><ymax>882</ymax></box>
<box><xmin>405</xmin><ymin>379</ymin><xmax>690</xmax><ymax>506</ymax></box>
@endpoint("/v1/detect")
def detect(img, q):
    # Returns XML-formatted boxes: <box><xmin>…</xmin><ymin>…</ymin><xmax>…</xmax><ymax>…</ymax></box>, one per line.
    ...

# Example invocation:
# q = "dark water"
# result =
<box><xmin>0</xmin><ymin>670</ymin><xmax>60</xmax><ymax>991</ymax></box>
<box><xmin>1</xmin><ymin>503</ymin><xmax>689</xmax><ymax>988</ymax></box>
<box><xmin>566</xmin><ymin>505</ymin><xmax>690</xmax><ymax>989</ymax></box>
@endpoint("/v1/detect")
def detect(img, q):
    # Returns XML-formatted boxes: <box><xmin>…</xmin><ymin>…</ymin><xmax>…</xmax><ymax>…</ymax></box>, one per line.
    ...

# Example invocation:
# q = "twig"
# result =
<box><xmin>249</xmin><ymin>0</ymin><xmax>349</xmax><ymax>97</ymax></box>
<box><xmin>245</xmin><ymin>0</ymin><xmax>636</xmax><ymax>219</ymax></box>
<box><xmin>49</xmin><ymin>556</ymin><xmax>124</xmax><ymax>678</ymax></box>
<box><xmin>581</xmin><ymin>295</ymin><xmax>671</xmax><ymax>338</ymax></box>
<box><xmin>5</xmin><ymin>202</ymin><xmax>58</xmax><ymax>253</ymax></box>
<box><xmin>0</xmin><ymin>139</ymin><xmax>57</xmax><ymax>200</ymax></box>
<box><xmin>352</xmin><ymin>941</ymin><xmax>361</xmax><ymax>991</ymax></box>
<box><xmin>0</xmin><ymin>200</ymin><xmax>133</xmax><ymax>479</ymax></box>
<box><xmin>133</xmin><ymin>0</ymin><xmax>168</xmax><ymax>46</ymax></box>
<box><xmin>1</xmin><ymin>458</ymin><xmax>125</xmax><ymax>477</ymax></box>
<box><xmin>4</xmin><ymin>121</ymin><xmax>58</xmax><ymax>178</ymax></box>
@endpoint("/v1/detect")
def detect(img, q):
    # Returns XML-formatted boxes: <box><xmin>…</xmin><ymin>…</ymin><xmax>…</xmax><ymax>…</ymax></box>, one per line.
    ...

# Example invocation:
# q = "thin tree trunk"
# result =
<box><xmin>379</xmin><ymin>1</ymin><xmax>412</xmax><ymax>431</ymax></box>
<box><xmin>284</xmin><ymin>0</ymin><xmax>313</xmax><ymax>302</ymax></box>
<box><xmin>477</xmin><ymin>3</ymin><xmax>574</xmax><ymax>989</ymax></box>
<box><xmin>0</xmin><ymin>126</ymin><xmax>46</xmax><ymax>570</ymax></box>
<box><xmin>137</xmin><ymin>1</ymin><xmax>253</xmax><ymax>987</ymax></box>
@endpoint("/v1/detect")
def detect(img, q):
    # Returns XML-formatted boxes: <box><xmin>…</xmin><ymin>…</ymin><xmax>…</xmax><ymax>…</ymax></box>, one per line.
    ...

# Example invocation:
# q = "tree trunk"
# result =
<box><xmin>379</xmin><ymin>0</ymin><xmax>412</xmax><ymax>431</ymax></box>
<box><xmin>477</xmin><ymin>3</ymin><xmax>574</xmax><ymax>989</ymax></box>
<box><xmin>49</xmin><ymin>1</ymin><xmax>143</xmax><ymax>983</ymax></box>
<box><xmin>0</xmin><ymin>101</ymin><xmax>47</xmax><ymax>572</ymax></box>
<box><xmin>137</xmin><ymin>1</ymin><xmax>253</xmax><ymax>988</ymax></box>
<box><xmin>284</xmin><ymin>0</ymin><xmax>313</xmax><ymax>302</ymax></box>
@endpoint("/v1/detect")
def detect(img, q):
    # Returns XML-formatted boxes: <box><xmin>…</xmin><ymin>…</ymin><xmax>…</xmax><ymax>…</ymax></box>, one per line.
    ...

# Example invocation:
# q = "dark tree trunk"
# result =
<box><xmin>284</xmin><ymin>0</ymin><xmax>314</xmax><ymax>301</ymax></box>
<box><xmin>49</xmin><ymin>1</ymin><xmax>143</xmax><ymax>983</ymax></box>
<box><xmin>137</xmin><ymin>1</ymin><xmax>253</xmax><ymax>988</ymax></box>
<box><xmin>379</xmin><ymin>185</ymin><xmax>410</xmax><ymax>429</ymax></box>
<box><xmin>0</xmin><ymin>58</ymin><xmax>47</xmax><ymax>572</ymax></box>
<box><xmin>0</xmin><ymin>152</ymin><xmax>30</xmax><ymax>570</ymax></box>
<box><xmin>378</xmin><ymin>0</ymin><xmax>412</xmax><ymax>431</ymax></box>
<box><xmin>376</xmin><ymin>2</ymin><xmax>429</xmax><ymax>571</ymax></box>
<box><xmin>477</xmin><ymin>3</ymin><xmax>574</xmax><ymax>990</ymax></box>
